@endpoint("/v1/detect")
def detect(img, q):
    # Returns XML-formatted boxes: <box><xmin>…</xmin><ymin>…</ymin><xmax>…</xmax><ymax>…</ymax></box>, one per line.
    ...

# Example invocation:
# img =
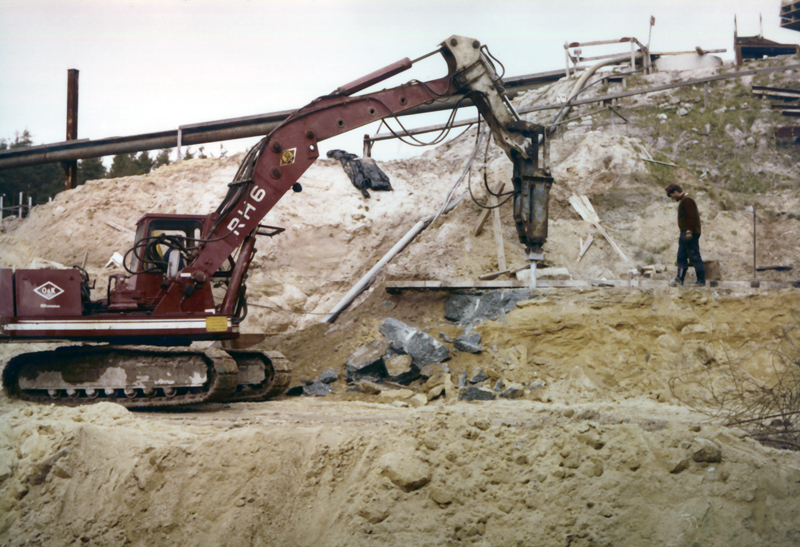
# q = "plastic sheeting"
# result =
<box><xmin>326</xmin><ymin>149</ymin><xmax>392</xmax><ymax>198</ymax></box>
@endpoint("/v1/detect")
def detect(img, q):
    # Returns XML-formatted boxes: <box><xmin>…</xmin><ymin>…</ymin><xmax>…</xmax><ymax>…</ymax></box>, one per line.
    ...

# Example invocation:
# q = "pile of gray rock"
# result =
<box><xmin>289</xmin><ymin>290</ymin><xmax>539</xmax><ymax>402</ymax></box>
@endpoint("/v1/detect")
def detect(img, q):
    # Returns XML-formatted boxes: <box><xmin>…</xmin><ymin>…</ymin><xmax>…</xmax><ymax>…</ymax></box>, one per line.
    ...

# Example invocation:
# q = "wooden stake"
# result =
<box><xmin>474</xmin><ymin>181</ymin><xmax>505</xmax><ymax>236</ymax></box>
<box><xmin>491</xmin><ymin>189</ymin><xmax>507</xmax><ymax>271</ymax></box>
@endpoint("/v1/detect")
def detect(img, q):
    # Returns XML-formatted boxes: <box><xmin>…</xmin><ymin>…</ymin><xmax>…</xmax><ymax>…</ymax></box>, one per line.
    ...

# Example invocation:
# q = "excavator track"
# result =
<box><xmin>2</xmin><ymin>345</ymin><xmax>241</xmax><ymax>409</ymax></box>
<box><xmin>2</xmin><ymin>345</ymin><xmax>292</xmax><ymax>409</ymax></box>
<box><xmin>225</xmin><ymin>350</ymin><xmax>292</xmax><ymax>403</ymax></box>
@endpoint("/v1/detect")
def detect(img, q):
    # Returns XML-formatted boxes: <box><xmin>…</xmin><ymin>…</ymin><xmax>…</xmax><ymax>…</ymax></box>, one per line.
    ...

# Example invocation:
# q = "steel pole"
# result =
<box><xmin>65</xmin><ymin>69</ymin><xmax>79</xmax><ymax>190</ymax></box>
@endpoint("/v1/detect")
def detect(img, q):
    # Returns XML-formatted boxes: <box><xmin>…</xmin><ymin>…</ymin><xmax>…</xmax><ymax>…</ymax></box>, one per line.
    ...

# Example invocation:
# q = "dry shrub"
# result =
<box><xmin>670</xmin><ymin>321</ymin><xmax>800</xmax><ymax>450</ymax></box>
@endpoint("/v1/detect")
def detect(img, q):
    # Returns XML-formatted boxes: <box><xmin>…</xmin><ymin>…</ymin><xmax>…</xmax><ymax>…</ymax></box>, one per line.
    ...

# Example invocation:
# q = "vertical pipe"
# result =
<box><xmin>176</xmin><ymin>128</ymin><xmax>183</xmax><ymax>162</ymax></box>
<box><xmin>630</xmin><ymin>41</ymin><xmax>636</xmax><ymax>71</ymax></box>
<box><xmin>565</xmin><ymin>45</ymin><xmax>570</xmax><ymax>77</ymax></box>
<box><xmin>0</xmin><ymin>196</ymin><xmax>3</xmax><ymax>221</ymax></box>
<box><xmin>65</xmin><ymin>69</ymin><xmax>79</xmax><ymax>190</ymax></box>
<box><xmin>28</xmin><ymin>196</ymin><xmax>32</xmax><ymax>215</ymax></box>
<box><xmin>363</xmin><ymin>134</ymin><xmax>372</xmax><ymax>158</ymax></box>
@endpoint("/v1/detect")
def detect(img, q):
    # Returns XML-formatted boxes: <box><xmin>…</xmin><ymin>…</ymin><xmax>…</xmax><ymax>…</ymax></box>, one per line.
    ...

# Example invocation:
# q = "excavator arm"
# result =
<box><xmin>166</xmin><ymin>35</ymin><xmax>552</xmax><ymax>313</ymax></box>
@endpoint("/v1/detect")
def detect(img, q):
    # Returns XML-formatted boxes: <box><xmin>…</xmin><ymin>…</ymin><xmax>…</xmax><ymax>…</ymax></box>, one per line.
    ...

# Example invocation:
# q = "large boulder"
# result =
<box><xmin>379</xmin><ymin>318</ymin><xmax>450</xmax><ymax>366</ymax></box>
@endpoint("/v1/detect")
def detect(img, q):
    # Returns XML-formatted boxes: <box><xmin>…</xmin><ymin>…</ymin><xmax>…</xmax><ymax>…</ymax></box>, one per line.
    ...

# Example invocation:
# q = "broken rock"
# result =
<box><xmin>379</xmin><ymin>318</ymin><xmax>449</xmax><ymax>366</ymax></box>
<box><xmin>454</xmin><ymin>332</ymin><xmax>482</xmax><ymax>353</ymax></box>
<box><xmin>500</xmin><ymin>386</ymin><xmax>525</xmax><ymax>399</ymax></box>
<box><xmin>458</xmin><ymin>386</ymin><xmax>496</xmax><ymax>401</ymax></box>
<box><xmin>317</xmin><ymin>370</ymin><xmax>338</xmax><ymax>384</ymax></box>
<box><xmin>385</xmin><ymin>354</ymin><xmax>420</xmax><ymax>385</ymax></box>
<box><xmin>469</xmin><ymin>369</ymin><xmax>488</xmax><ymax>384</ymax></box>
<box><xmin>303</xmin><ymin>381</ymin><xmax>332</xmax><ymax>397</ymax></box>
<box><xmin>346</xmin><ymin>340</ymin><xmax>389</xmax><ymax>382</ymax></box>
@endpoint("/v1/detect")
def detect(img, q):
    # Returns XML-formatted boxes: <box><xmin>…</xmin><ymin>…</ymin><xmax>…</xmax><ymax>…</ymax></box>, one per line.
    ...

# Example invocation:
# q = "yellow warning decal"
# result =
<box><xmin>205</xmin><ymin>316</ymin><xmax>228</xmax><ymax>332</ymax></box>
<box><xmin>280</xmin><ymin>148</ymin><xmax>296</xmax><ymax>166</ymax></box>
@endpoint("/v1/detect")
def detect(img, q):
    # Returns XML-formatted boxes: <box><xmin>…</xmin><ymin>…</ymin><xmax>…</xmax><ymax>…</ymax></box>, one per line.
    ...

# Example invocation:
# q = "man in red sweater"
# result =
<box><xmin>666</xmin><ymin>183</ymin><xmax>705</xmax><ymax>286</ymax></box>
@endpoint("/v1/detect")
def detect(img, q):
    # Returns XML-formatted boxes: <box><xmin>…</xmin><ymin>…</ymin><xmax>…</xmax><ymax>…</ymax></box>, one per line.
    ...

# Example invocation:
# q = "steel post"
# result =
<box><xmin>65</xmin><ymin>69</ymin><xmax>79</xmax><ymax>190</ymax></box>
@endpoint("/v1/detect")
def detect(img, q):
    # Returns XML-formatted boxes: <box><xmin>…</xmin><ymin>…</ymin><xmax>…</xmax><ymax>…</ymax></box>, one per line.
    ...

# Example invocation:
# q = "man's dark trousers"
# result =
<box><xmin>677</xmin><ymin>234</ymin><xmax>705</xmax><ymax>282</ymax></box>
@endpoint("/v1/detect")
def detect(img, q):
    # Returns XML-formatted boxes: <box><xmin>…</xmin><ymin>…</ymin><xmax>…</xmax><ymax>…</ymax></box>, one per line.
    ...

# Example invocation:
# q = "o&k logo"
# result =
<box><xmin>33</xmin><ymin>282</ymin><xmax>64</xmax><ymax>301</ymax></box>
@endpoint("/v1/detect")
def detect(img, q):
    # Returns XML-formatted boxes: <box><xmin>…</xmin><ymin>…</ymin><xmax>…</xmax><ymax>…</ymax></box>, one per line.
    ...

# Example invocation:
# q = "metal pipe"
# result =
<box><xmin>323</xmin><ymin>195</ymin><xmax>466</xmax><ymax>323</ymax></box>
<box><xmin>0</xmin><ymin>70</ymin><xmax>569</xmax><ymax>170</ymax></box>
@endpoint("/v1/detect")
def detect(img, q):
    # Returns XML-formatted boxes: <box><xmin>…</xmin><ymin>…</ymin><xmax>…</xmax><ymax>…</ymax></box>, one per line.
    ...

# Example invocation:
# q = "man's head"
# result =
<box><xmin>665</xmin><ymin>183</ymin><xmax>683</xmax><ymax>201</ymax></box>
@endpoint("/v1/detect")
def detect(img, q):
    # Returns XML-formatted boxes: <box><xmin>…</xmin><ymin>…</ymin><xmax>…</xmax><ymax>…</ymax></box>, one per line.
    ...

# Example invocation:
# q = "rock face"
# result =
<box><xmin>379</xmin><ymin>318</ymin><xmax>450</xmax><ymax>366</ymax></box>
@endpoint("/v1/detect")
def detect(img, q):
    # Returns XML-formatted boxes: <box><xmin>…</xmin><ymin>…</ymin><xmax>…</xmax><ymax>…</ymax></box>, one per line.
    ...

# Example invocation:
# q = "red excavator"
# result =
<box><xmin>0</xmin><ymin>36</ymin><xmax>553</xmax><ymax>408</ymax></box>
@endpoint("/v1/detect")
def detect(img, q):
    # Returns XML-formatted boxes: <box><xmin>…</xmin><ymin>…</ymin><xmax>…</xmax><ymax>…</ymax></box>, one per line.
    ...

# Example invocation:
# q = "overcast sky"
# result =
<box><xmin>1</xmin><ymin>0</ymin><xmax>798</xmax><ymax>162</ymax></box>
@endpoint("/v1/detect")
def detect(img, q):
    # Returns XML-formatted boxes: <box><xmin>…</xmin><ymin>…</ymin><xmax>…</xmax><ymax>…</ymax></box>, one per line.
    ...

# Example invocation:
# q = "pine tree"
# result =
<box><xmin>0</xmin><ymin>131</ymin><xmax>64</xmax><ymax>207</ymax></box>
<box><xmin>153</xmin><ymin>149</ymin><xmax>172</xmax><ymax>169</ymax></box>
<box><xmin>134</xmin><ymin>151</ymin><xmax>153</xmax><ymax>174</ymax></box>
<box><xmin>77</xmin><ymin>157</ymin><xmax>107</xmax><ymax>185</ymax></box>
<box><xmin>108</xmin><ymin>153</ymin><xmax>137</xmax><ymax>178</ymax></box>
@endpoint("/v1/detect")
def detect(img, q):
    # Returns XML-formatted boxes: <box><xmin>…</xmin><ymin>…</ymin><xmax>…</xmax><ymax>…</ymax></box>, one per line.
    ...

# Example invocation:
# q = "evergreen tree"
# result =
<box><xmin>108</xmin><ymin>153</ymin><xmax>138</xmax><ymax>178</ymax></box>
<box><xmin>0</xmin><ymin>131</ymin><xmax>64</xmax><ymax>208</ymax></box>
<box><xmin>183</xmin><ymin>147</ymin><xmax>195</xmax><ymax>160</ymax></box>
<box><xmin>77</xmin><ymin>157</ymin><xmax>107</xmax><ymax>185</ymax></box>
<box><xmin>153</xmin><ymin>149</ymin><xmax>172</xmax><ymax>169</ymax></box>
<box><xmin>134</xmin><ymin>151</ymin><xmax>154</xmax><ymax>174</ymax></box>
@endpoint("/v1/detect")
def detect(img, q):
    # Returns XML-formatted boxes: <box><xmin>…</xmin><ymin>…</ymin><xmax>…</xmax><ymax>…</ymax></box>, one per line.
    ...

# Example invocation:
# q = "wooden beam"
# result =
<box><xmin>385</xmin><ymin>279</ymin><xmax>799</xmax><ymax>291</ymax></box>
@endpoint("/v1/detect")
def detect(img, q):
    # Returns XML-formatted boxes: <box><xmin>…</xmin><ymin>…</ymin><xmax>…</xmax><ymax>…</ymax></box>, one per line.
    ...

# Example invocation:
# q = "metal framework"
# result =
<box><xmin>781</xmin><ymin>1</ymin><xmax>800</xmax><ymax>31</ymax></box>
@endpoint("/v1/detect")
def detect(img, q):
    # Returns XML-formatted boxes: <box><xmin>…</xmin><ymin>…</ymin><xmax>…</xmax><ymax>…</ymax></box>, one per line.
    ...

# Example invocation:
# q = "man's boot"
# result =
<box><xmin>691</xmin><ymin>270</ymin><xmax>706</xmax><ymax>287</ymax></box>
<box><xmin>669</xmin><ymin>267</ymin><xmax>686</xmax><ymax>287</ymax></box>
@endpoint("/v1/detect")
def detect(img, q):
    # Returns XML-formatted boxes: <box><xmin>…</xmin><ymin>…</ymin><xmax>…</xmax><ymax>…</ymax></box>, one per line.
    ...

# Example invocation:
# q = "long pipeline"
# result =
<box><xmin>0</xmin><ymin>69</ymin><xmax>568</xmax><ymax>170</ymax></box>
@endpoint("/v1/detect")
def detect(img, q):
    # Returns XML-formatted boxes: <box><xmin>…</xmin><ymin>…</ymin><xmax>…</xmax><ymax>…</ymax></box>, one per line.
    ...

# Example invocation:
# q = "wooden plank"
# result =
<box><xmin>577</xmin><ymin>234</ymin><xmax>594</xmax><ymax>262</ymax></box>
<box><xmin>386</xmin><ymin>279</ymin><xmax>798</xmax><ymax>292</ymax></box>
<box><xmin>478</xmin><ymin>264</ymin><xmax>530</xmax><ymax>281</ymax></box>
<box><xmin>569</xmin><ymin>194</ymin><xmax>630</xmax><ymax>263</ymax></box>
<box><xmin>105</xmin><ymin>220</ymin><xmax>135</xmax><ymax>235</ymax></box>
<box><xmin>474</xmin><ymin>181</ymin><xmax>505</xmax><ymax>236</ymax></box>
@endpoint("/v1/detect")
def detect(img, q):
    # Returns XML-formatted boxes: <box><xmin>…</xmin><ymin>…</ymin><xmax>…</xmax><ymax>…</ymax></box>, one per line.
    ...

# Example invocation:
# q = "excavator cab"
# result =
<box><xmin>128</xmin><ymin>214</ymin><xmax>205</xmax><ymax>276</ymax></box>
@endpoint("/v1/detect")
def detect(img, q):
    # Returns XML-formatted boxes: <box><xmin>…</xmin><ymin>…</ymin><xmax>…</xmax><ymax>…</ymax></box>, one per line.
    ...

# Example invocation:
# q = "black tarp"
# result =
<box><xmin>326</xmin><ymin>149</ymin><xmax>392</xmax><ymax>198</ymax></box>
